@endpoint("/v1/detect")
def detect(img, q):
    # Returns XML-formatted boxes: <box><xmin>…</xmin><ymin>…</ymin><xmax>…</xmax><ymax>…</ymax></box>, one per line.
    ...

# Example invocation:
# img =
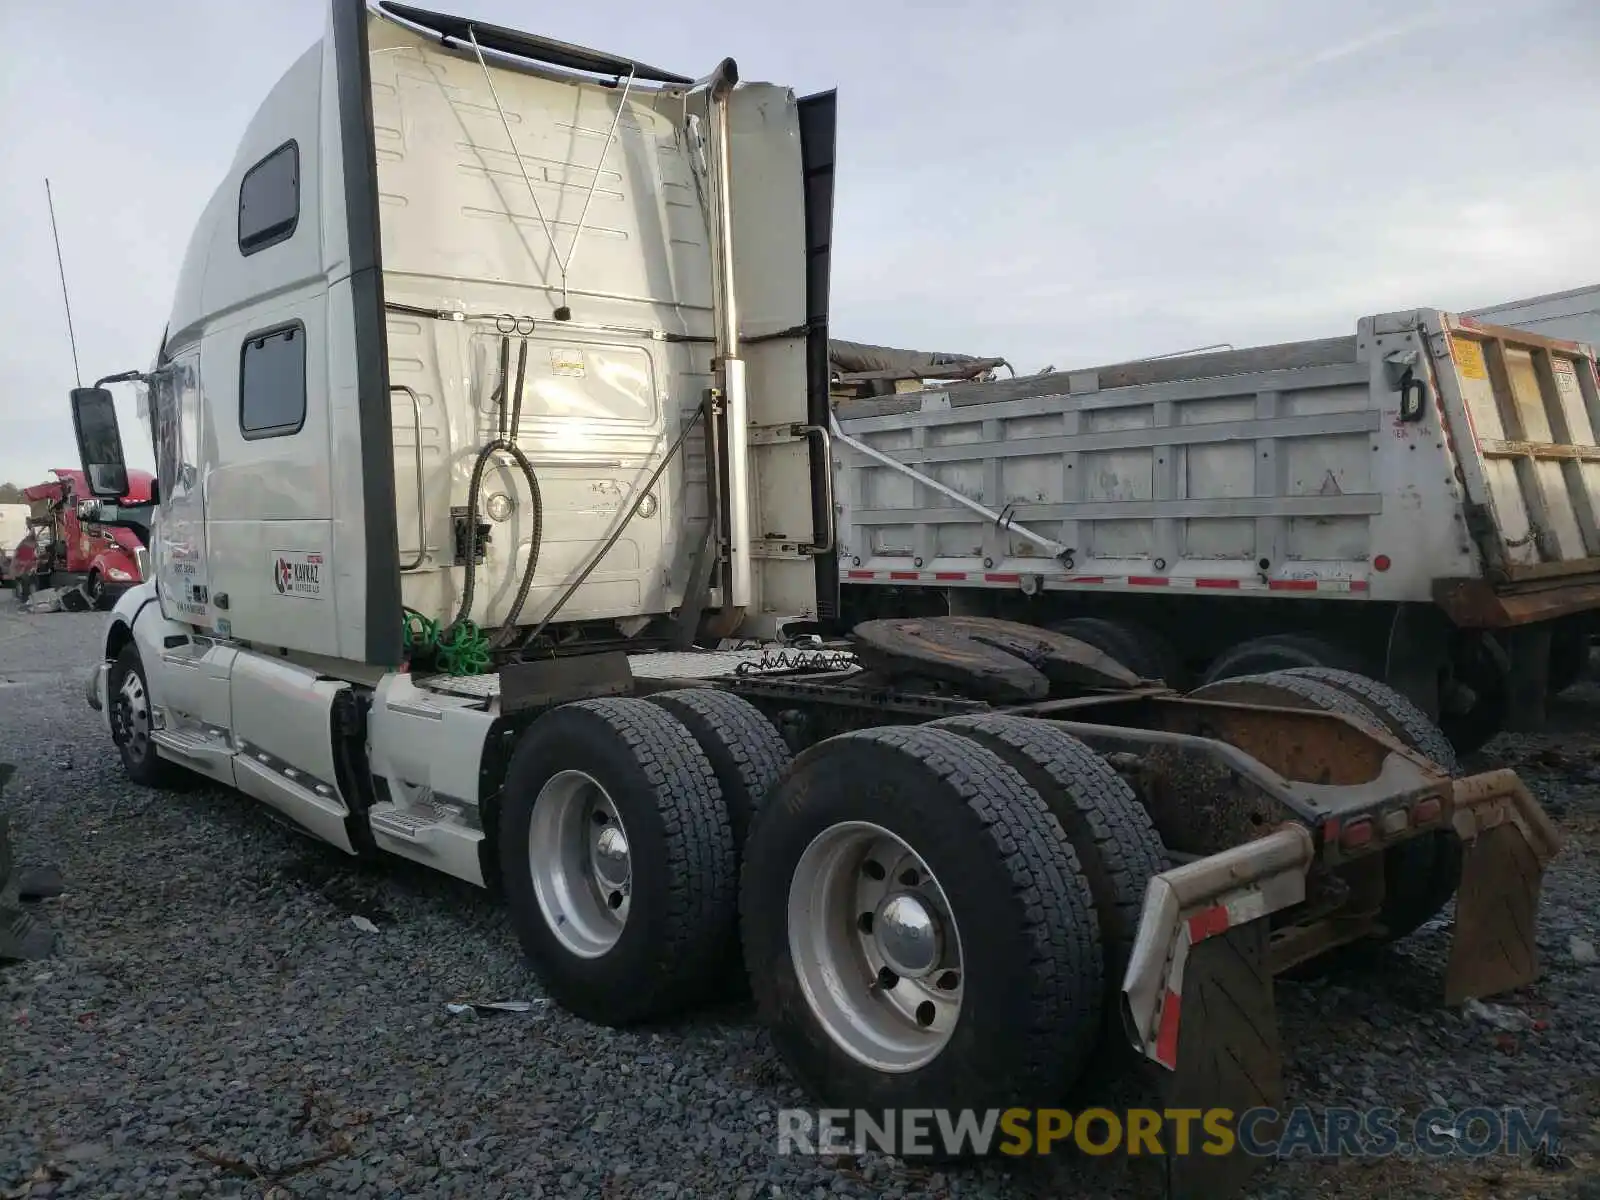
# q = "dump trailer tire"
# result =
<box><xmin>1200</xmin><ymin>632</ymin><xmax>1364</xmax><ymax>685</ymax></box>
<box><xmin>741</xmin><ymin>725</ymin><xmax>1104</xmax><ymax>1126</ymax></box>
<box><xmin>1547</xmin><ymin>619</ymin><xmax>1590</xmax><ymax>696</ymax></box>
<box><xmin>930</xmin><ymin>714</ymin><xmax>1167</xmax><ymax>982</ymax></box>
<box><xmin>1049</xmin><ymin>616</ymin><xmax>1184</xmax><ymax>686</ymax></box>
<box><xmin>499</xmin><ymin>698</ymin><xmax>737</xmax><ymax>1025</ymax></box>
<box><xmin>644</xmin><ymin>688</ymin><xmax>791</xmax><ymax>849</ymax></box>
<box><xmin>106</xmin><ymin>645</ymin><xmax>181</xmax><ymax>788</ymax></box>
<box><xmin>1047</xmin><ymin>617</ymin><xmax>1150</xmax><ymax>679</ymax></box>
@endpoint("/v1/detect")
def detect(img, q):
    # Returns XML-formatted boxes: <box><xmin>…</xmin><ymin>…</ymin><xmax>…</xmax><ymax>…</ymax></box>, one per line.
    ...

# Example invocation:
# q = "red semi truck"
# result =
<box><xmin>10</xmin><ymin>468</ymin><xmax>151</xmax><ymax>608</ymax></box>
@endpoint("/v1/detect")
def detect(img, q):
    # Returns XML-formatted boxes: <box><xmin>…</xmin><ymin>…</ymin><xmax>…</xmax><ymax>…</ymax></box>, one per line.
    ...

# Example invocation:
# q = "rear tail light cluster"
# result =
<box><xmin>1331</xmin><ymin>793</ymin><xmax>1448</xmax><ymax>853</ymax></box>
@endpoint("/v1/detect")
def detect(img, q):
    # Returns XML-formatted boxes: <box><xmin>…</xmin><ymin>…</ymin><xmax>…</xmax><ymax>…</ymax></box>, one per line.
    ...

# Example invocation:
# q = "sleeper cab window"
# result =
<box><xmin>238</xmin><ymin>140</ymin><xmax>299</xmax><ymax>255</ymax></box>
<box><xmin>240</xmin><ymin>324</ymin><xmax>307</xmax><ymax>439</ymax></box>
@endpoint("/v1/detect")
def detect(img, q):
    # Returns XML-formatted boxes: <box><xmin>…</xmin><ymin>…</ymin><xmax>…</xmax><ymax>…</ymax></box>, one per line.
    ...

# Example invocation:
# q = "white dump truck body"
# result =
<box><xmin>833</xmin><ymin>309</ymin><xmax>1600</xmax><ymax>625</ymax></box>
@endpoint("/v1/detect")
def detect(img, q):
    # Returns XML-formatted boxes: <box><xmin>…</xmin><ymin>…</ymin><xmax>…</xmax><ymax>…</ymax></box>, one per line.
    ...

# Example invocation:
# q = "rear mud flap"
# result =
<box><xmin>1121</xmin><ymin>826</ymin><xmax>1312</xmax><ymax>1198</ymax></box>
<box><xmin>1444</xmin><ymin>769</ymin><xmax>1562</xmax><ymax>1005</ymax></box>
<box><xmin>1161</xmin><ymin>920</ymin><xmax>1280</xmax><ymax>1200</ymax></box>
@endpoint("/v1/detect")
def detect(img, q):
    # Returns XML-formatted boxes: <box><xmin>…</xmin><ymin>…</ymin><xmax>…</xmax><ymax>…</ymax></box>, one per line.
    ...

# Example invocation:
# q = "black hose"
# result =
<box><xmin>447</xmin><ymin>336</ymin><xmax>545</xmax><ymax>649</ymax></box>
<box><xmin>491</xmin><ymin>339</ymin><xmax>541</xmax><ymax>647</ymax></box>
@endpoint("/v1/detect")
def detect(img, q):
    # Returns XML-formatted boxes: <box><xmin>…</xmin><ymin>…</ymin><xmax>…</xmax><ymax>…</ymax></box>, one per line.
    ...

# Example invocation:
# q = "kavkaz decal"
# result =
<box><xmin>271</xmin><ymin>551</ymin><xmax>325</xmax><ymax>599</ymax></box>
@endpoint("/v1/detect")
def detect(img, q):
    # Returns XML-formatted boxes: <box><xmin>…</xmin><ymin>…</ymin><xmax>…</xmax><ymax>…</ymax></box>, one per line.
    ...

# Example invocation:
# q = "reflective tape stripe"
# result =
<box><xmin>1154</xmin><ymin>988</ymin><xmax>1183</xmax><ymax>1070</ymax></box>
<box><xmin>840</xmin><ymin>569</ymin><xmax>1369</xmax><ymax>593</ymax></box>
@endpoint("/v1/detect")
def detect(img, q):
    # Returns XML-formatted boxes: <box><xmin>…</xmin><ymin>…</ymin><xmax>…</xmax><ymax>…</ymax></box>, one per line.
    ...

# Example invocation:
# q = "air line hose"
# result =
<box><xmin>444</xmin><ymin>335</ymin><xmax>545</xmax><ymax>659</ymax></box>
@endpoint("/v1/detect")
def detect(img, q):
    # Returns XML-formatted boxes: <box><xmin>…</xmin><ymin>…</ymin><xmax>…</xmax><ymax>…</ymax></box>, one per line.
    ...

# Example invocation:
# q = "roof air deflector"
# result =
<box><xmin>376</xmin><ymin>2</ymin><xmax>693</xmax><ymax>84</ymax></box>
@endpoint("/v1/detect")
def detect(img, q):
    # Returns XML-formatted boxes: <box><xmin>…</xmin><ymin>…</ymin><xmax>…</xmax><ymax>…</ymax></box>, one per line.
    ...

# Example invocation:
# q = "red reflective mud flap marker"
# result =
<box><xmin>1122</xmin><ymin>825</ymin><xmax>1314</xmax><ymax>1200</ymax></box>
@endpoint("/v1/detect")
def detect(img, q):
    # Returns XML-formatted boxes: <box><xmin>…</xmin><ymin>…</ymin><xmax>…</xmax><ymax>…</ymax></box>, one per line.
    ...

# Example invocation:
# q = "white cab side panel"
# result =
<box><xmin>161</xmin><ymin>4</ymin><xmax>401</xmax><ymax>667</ymax></box>
<box><xmin>230</xmin><ymin>653</ymin><xmax>355</xmax><ymax>852</ymax></box>
<box><xmin>204</xmin><ymin>291</ymin><xmax>338</xmax><ymax>654</ymax></box>
<box><xmin>368</xmin><ymin>674</ymin><xmax>495</xmax><ymax>885</ymax></box>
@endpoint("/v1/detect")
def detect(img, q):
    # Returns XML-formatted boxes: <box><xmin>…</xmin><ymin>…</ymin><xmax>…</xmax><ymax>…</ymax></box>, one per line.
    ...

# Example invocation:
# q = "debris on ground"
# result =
<box><xmin>1462</xmin><ymin>997</ymin><xmax>1537</xmax><ymax>1032</ymax></box>
<box><xmin>15</xmin><ymin>865</ymin><xmax>65</xmax><ymax>902</ymax></box>
<box><xmin>445</xmin><ymin>999</ymin><xmax>547</xmax><ymax>1015</ymax></box>
<box><xmin>348</xmin><ymin>914</ymin><xmax>380</xmax><ymax>934</ymax></box>
<box><xmin>1572</xmin><ymin>936</ymin><xmax>1598</xmax><ymax>966</ymax></box>
<box><xmin>23</xmin><ymin>588</ymin><xmax>64</xmax><ymax>614</ymax></box>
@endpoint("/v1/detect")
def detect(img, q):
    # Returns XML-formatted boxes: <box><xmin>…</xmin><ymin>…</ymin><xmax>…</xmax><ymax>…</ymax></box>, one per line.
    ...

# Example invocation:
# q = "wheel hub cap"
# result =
<box><xmin>115</xmin><ymin>673</ymin><xmax>150</xmax><ymax>761</ymax></box>
<box><xmin>591</xmin><ymin>825</ymin><xmax>630</xmax><ymax>891</ymax></box>
<box><xmin>528</xmin><ymin>770</ymin><xmax>632</xmax><ymax>958</ymax></box>
<box><xmin>874</xmin><ymin>892</ymin><xmax>939</xmax><ymax>978</ymax></box>
<box><xmin>787</xmin><ymin>821</ymin><xmax>964</xmax><ymax>1073</ymax></box>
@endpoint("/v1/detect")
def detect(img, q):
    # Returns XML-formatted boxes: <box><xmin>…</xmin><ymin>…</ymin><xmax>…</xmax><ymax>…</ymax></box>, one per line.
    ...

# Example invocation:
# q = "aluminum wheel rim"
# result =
<box><xmin>787</xmin><ymin>821</ymin><xmax>964</xmax><ymax>1073</ymax></box>
<box><xmin>528</xmin><ymin>769</ymin><xmax>632</xmax><ymax>959</ymax></box>
<box><xmin>114</xmin><ymin>670</ymin><xmax>150</xmax><ymax>763</ymax></box>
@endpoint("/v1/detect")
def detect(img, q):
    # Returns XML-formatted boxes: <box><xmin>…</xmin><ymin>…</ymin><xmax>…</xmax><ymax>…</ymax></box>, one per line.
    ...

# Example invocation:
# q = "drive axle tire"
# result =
<box><xmin>1278</xmin><ymin>667</ymin><xmax>1458</xmax><ymax>773</ymax></box>
<box><xmin>645</xmin><ymin>688</ymin><xmax>791</xmax><ymax>849</ymax></box>
<box><xmin>1190</xmin><ymin>670</ymin><xmax>1383</xmax><ymax>732</ymax></box>
<box><xmin>1200</xmin><ymin>669</ymin><xmax>1461</xmax><ymax>951</ymax></box>
<box><xmin>741</xmin><ymin>725</ymin><xmax>1103</xmax><ymax>1127</ymax></box>
<box><xmin>931</xmin><ymin>715</ymin><xmax>1167</xmax><ymax>993</ymax></box>
<box><xmin>1257</xmin><ymin>669</ymin><xmax>1463</xmax><ymax>942</ymax></box>
<box><xmin>107</xmin><ymin>645</ymin><xmax>180</xmax><ymax>788</ymax></box>
<box><xmin>499</xmin><ymin>698</ymin><xmax>737</xmax><ymax>1025</ymax></box>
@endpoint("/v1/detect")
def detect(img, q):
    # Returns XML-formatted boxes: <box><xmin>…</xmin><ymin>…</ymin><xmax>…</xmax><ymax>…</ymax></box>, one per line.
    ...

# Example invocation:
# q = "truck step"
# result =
<box><xmin>368</xmin><ymin>799</ymin><xmax>450</xmax><ymax>841</ymax></box>
<box><xmin>367</xmin><ymin>799</ymin><xmax>485</xmax><ymax>887</ymax></box>
<box><xmin>152</xmin><ymin>727</ymin><xmax>236</xmax><ymax>784</ymax></box>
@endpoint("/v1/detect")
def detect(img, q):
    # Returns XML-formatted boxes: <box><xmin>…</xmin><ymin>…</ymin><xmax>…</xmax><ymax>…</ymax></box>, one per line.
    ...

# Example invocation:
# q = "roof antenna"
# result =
<box><xmin>45</xmin><ymin>177</ymin><xmax>83</xmax><ymax>388</ymax></box>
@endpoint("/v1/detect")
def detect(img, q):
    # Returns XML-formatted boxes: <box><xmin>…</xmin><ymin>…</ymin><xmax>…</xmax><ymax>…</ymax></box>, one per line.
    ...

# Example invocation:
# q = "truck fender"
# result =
<box><xmin>88</xmin><ymin>547</ymin><xmax>141</xmax><ymax>585</ymax></box>
<box><xmin>100</xmin><ymin>583</ymin><xmax>189</xmax><ymax>718</ymax></box>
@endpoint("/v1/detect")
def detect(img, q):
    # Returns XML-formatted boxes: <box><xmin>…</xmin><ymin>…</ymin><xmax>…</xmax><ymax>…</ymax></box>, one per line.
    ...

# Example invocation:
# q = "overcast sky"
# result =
<box><xmin>1</xmin><ymin>0</ymin><xmax>1597</xmax><ymax>483</ymax></box>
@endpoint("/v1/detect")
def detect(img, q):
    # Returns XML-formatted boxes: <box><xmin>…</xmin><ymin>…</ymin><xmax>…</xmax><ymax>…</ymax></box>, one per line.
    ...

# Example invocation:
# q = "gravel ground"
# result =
<box><xmin>1</xmin><ymin>604</ymin><xmax>1597</xmax><ymax>1199</ymax></box>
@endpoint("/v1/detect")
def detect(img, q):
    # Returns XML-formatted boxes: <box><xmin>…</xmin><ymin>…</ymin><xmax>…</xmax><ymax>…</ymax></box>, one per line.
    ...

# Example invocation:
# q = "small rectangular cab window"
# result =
<box><xmin>240</xmin><ymin>325</ymin><xmax>307</xmax><ymax>439</ymax></box>
<box><xmin>238</xmin><ymin>140</ymin><xmax>299</xmax><ymax>254</ymax></box>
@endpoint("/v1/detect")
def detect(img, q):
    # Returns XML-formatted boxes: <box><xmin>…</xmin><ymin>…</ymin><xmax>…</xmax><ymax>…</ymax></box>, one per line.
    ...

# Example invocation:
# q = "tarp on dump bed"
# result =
<box><xmin>829</xmin><ymin>340</ymin><xmax>1006</xmax><ymax>383</ymax></box>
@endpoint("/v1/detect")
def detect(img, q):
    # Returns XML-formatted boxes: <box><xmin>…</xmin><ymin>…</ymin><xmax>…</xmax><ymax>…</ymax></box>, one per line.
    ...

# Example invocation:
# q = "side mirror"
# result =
<box><xmin>69</xmin><ymin>388</ymin><xmax>130</xmax><ymax>499</ymax></box>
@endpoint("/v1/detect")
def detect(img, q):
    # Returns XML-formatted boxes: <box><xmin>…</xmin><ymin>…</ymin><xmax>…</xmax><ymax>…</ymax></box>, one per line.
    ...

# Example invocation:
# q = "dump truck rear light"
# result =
<box><xmin>1412</xmin><ymin>796</ymin><xmax>1442</xmax><ymax>825</ymax></box>
<box><xmin>1374</xmin><ymin>554</ymin><xmax>1392</xmax><ymax>571</ymax></box>
<box><xmin>1379</xmin><ymin>808</ymin><xmax>1409</xmax><ymax>836</ymax></box>
<box><xmin>1340</xmin><ymin>818</ymin><xmax>1374</xmax><ymax>849</ymax></box>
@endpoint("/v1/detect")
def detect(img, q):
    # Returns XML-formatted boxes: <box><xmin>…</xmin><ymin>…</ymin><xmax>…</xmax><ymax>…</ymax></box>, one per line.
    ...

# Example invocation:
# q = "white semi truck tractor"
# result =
<box><xmin>68</xmin><ymin>2</ymin><xmax>1559</xmax><ymax>1188</ymax></box>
